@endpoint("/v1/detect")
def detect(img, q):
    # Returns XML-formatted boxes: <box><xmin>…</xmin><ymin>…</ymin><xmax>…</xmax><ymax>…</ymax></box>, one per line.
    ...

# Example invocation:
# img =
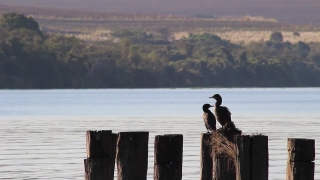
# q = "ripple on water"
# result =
<box><xmin>0</xmin><ymin>115</ymin><xmax>319</xmax><ymax>179</ymax></box>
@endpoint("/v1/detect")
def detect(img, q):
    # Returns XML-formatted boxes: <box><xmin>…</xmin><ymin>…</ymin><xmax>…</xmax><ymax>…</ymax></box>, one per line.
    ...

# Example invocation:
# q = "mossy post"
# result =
<box><xmin>84</xmin><ymin>130</ymin><xmax>117</xmax><ymax>180</ymax></box>
<box><xmin>201</xmin><ymin>133</ymin><xmax>213</xmax><ymax>180</ymax></box>
<box><xmin>286</xmin><ymin>138</ymin><xmax>315</xmax><ymax>180</ymax></box>
<box><xmin>116</xmin><ymin>131</ymin><xmax>149</xmax><ymax>180</ymax></box>
<box><xmin>154</xmin><ymin>134</ymin><xmax>183</xmax><ymax>180</ymax></box>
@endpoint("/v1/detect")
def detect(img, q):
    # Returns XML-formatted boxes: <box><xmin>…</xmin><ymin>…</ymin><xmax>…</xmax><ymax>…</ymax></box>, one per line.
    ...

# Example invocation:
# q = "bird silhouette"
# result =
<box><xmin>202</xmin><ymin>104</ymin><xmax>216</xmax><ymax>133</ymax></box>
<box><xmin>209</xmin><ymin>94</ymin><xmax>233</xmax><ymax>129</ymax></box>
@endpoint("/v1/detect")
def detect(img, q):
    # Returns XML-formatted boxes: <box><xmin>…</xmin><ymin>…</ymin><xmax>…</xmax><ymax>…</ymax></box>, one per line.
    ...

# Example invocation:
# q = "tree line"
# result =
<box><xmin>1</xmin><ymin>13</ymin><xmax>320</xmax><ymax>89</ymax></box>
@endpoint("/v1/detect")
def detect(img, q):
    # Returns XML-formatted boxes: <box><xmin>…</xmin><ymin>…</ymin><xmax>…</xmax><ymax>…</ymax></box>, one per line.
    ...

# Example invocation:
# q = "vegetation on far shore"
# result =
<box><xmin>1</xmin><ymin>13</ymin><xmax>320</xmax><ymax>89</ymax></box>
<box><xmin>2</xmin><ymin>4</ymin><xmax>320</xmax><ymax>44</ymax></box>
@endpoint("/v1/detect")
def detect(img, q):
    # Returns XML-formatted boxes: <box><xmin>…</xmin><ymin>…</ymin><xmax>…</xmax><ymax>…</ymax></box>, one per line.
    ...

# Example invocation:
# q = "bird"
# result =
<box><xmin>209</xmin><ymin>94</ymin><xmax>233</xmax><ymax>129</ymax></box>
<box><xmin>202</xmin><ymin>104</ymin><xmax>216</xmax><ymax>133</ymax></box>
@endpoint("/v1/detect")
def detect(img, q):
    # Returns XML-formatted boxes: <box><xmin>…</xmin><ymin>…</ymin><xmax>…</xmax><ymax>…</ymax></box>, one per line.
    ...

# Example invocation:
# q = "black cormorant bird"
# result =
<box><xmin>202</xmin><ymin>104</ymin><xmax>216</xmax><ymax>132</ymax></box>
<box><xmin>209</xmin><ymin>94</ymin><xmax>233</xmax><ymax>129</ymax></box>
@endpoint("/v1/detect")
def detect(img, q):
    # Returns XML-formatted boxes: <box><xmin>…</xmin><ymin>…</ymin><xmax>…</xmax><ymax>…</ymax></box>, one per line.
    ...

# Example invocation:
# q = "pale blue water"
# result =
<box><xmin>0</xmin><ymin>88</ymin><xmax>319</xmax><ymax>179</ymax></box>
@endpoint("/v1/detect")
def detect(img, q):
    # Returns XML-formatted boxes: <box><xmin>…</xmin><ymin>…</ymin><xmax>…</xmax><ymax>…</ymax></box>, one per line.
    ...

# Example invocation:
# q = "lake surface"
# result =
<box><xmin>0</xmin><ymin>88</ymin><xmax>319</xmax><ymax>179</ymax></box>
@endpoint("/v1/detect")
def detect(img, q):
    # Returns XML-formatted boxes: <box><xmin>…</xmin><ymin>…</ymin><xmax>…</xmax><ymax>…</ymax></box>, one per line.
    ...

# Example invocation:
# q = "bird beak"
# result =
<box><xmin>209</xmin><ymin>96</ymin><xmax>214</xmax><ymax>98</ymax></box>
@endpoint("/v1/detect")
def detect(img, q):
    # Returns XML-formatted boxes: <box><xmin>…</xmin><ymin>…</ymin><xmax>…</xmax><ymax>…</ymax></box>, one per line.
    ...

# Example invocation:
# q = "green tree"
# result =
<box><xmin>0</xmin><ymin>13</ymin><xmax>41</xmax><ymax>34</ymax></box>
<box><xmin>269</xmin><ymin>32</ymin><xmax>283</xmax><ymax>42</ymax></box>
<box><xmin>220</xmin><ymin>46</ymin><xmax>234</xmax><ymax>64</ymax></box>
<box><xmin>297</xmin><ymin>41</ymin><xmax>310</xmax><ymax>52</ymax></box>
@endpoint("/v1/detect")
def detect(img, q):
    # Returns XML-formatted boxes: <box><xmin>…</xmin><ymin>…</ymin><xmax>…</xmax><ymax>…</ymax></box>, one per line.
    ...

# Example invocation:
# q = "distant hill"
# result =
<box><xmin>0</xmin><ymin>0</ymin><xmax>320</xmax><ymax>25</ymax></box>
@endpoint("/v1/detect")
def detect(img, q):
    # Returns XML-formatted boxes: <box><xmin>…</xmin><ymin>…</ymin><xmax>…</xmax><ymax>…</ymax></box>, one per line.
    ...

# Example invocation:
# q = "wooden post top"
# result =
<box><xmin>86</xmin><ymin>130</ymin><xmax>117</xmax><ymax>158</ymax></box>
<box><xmin>118</xmin><ymin>131</ymin><xmax>149</xmax><ymax>133</ymax></box>
<box><xmin>154</xmin><ymin>134</ymin><xmax>183</xmax><ymax>165</ymax></box>
<box><xmin>287</xmin><ymin>138</ymin><xmax>315</xmax><ymax>162</ymax></box>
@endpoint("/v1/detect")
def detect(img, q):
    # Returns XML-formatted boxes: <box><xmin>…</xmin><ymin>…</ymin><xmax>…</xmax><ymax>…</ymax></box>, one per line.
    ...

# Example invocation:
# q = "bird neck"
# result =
<box><xmin>203</xmin><ymin>107</ymin><xmax>211</xmax><ymax>113</ymax></box>
<box><xmin>215</xmin><ymin>101</ymin><xmax>222</xmax><ymax>106</ymax></box>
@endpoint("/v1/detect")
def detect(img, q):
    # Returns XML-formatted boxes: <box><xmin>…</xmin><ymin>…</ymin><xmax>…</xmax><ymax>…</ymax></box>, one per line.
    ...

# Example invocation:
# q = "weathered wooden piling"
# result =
<box><xmin>201</xmin><ymin>133</ymin><xmax>213</xmax><ymax>180</ymax></box>
<box><xmin>286</xmin><ymin>138</ymin><xmax>315</xmax><ymax>180</ymax></box>
<box><xmin>154</xmin><ymin>134</ymin><xmax>183</xmax><ymax>180</ymax></box>
<box><xmin>251</xmin><ymin>135</ymin><xmax>268</xmax><ymax>180</ymax></box>
<box><xmin>211</xmin><ymin>132</ymin><xmax>236</xmax><ymax>180</ymax></box>
<box><xmin>116</xmin><ymin>131</ymin><xmax>149</xmax><ymax>180</ymax></box>
<box><xmin>210</xmin><ymin>133</ymin><xmax>268</xmax><ymax>180</ymax></box>
<box><xmin>213</xmin><ymin>156</ymin><xmax>236</xmax><ymax>180</ymax></box>
<box><xmin>84</xmin><ymin>130</ymin><xmax>117</xmax><ymax>180</ymax></box>
<box><xmin>234</xmin><ymin>135</ymin><xmax>251</xmax><ymax>180</ymax></box>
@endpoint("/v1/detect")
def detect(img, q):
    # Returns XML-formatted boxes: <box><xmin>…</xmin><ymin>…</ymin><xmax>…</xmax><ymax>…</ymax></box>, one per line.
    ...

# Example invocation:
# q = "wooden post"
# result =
<box><xmin>213</xmin><ymin>156</ymin><xmax>236</xmax><ymax>180</ymax></box>
<box><xmin>234</xmin><ymin>135</ymin><xmax>251</xmax><ymax>180</ymax></box>
<box><xmin>251</xmin><ymin>135</ymin><xmax>268</xmax><ymax>180</ymax></box>
<box><xmin>211</xmin><ymin>132</ymin><xmax>236</xmax><ymax>180</ymax></box>
<box><xmin>201</xmin><ymin>133</ymin><xmax>213</xmax><ymax>180</ymax></box>
<box><xmin>116</xmin><ymin>131</ymin><xmax>149</xmax><ymax>180</ymax></box>
<box><xmin>112</xmin><ymin>133</ymin><xmax>118</xmax><ymax>152</ymax></box>
<box><xmin>211</xmin><ymin>134</ymin><xmax>268</xmax><ymax>180</ymax></box>
<box><xmin>84</xmin><ymin>130</ymin><xmax>117</xmax><ymax>180</ymax></box>
<box><xmin>154</xmin><ymin>134</ymin><xmax>183</xmax><ymax>180</ymax></box>
<box><xmin>286</xmin><ymin>138</ymin><xmax>315</xmax><ymax>180</ymax></box>
<box><xmin>84</xmin><ymin>158</ymin><xmax>114</xmax><ymax>180</ymax></box>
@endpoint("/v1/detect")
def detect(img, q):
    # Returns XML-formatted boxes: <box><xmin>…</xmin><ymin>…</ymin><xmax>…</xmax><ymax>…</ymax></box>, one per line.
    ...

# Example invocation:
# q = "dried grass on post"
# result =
<box><xmin>209</xmin><ymin>132</ymin><xmax>237</xmax><ymax>170</ymax></box>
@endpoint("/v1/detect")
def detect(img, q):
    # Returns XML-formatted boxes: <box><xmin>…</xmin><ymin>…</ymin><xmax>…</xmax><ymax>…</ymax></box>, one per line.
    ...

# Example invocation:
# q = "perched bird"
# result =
<box><xmin>209</xmin><ymin>94</ymin><xmax>232</xmax><ymax>128</ymax></box>
<box><xmin>202</xmin><ymin>104</ymin><xmax>216</xmax><ymax>132</ymax></box>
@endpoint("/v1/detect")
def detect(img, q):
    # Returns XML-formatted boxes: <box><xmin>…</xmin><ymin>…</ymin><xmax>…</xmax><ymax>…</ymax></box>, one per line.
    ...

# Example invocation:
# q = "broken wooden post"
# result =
<box><xmin>201</xmin><ymin>133</ymin><xmax>213</xmax><ymax>180</ymax></box>
<box><xmin>116</xmin><ymin>131</ymin><xmax>149</xmax><ymax>180</ymax></box>
<box><xmin>154</xmin><ymin>134</ymin><xmax>183</xmax><ymax>180</ymax></box>
<box><xmin>84</xmin><ymin>130</ymin><xmax>117</xmax><ymax>180</ymax></box>
<box><xmin>286</xmin><ymin>138</ymin><xmax>315</xmax><ymax>180</ymax></box>
<box><xmin>251</xmin><ymin>135</ymin><xmax>268</xmax><ymax>180</ymax></box>
<box><xmin>234</xmin><ymin>135</ymin><xmax>251</xmax><ymax>180</ymax></box>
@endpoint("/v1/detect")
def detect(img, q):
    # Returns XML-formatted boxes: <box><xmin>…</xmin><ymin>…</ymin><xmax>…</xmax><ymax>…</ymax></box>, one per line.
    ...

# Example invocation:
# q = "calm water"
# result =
<box><xmin>0</xmin><ymin>88</ymin><xmax>319</xmax><ymax>180</ymax></box>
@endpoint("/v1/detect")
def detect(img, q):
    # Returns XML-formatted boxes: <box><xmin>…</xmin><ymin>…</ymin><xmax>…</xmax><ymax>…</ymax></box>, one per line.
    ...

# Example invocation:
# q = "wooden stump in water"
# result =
<box><xmin>213</xmin><ymin>156</ymin><xmax>236</xmax><ymax>180</ymax></box>
<box><xmin>251</xmin><ymin>135</ymin><xmax>268</xmax><ymax>180</ymax></box>
<box><xmin>210</xmin><ymin>133</ymin><xmax>268</xmax><ymax>180</ymax></box>
<box><xmin>116</xmin><ymin>131</ymin><xmax>149</xmax><ymax>180</ymax></box>
<box><xmin>234</xmin><ymin>135</ymin><xmax>251</xmax><ymax>180</ymax></box>
<box><xmin>84</xmin><ymin>130</ymin><xmax>117</xmax><ymax>180</ymax></box>
<box><xmin>211</xmin><ymin>132</ymin><xmax>236</xmax><ymax>180</ymax></box>
<box><xmin>84</xmin><ymin>158</ymin><xmax>114</xmax><ymax>180</ymax></box>
<box><xmin>201</xmin><ymin>133</ymin><xmax>213</xmax><ymax>180</ymax></box>
<box><xmin>287</xmin><ymin>161</ymin><xmax>315</xmax><ymax>180</ymax></box>
<box><xmin>154</xmin><ymin>134</ymin><xmax>183</xmax><ymax>180</ymax></box>
<box><xmin>287</xmin><ymin>138</ymin><xmax>315</xmax><ymax>162</ymax></box>
<box><xmin>286</xmin><ymin>138</ymin><xmax>315</xmax><ymax>180</ymax></box>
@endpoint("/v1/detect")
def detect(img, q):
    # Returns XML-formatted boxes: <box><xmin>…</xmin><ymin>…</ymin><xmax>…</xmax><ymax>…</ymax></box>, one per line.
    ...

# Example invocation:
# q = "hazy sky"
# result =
<box><xmin>0</xmin><ymin>0</ymin><xmax>319</xmax><ymax>24</ymax></box>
